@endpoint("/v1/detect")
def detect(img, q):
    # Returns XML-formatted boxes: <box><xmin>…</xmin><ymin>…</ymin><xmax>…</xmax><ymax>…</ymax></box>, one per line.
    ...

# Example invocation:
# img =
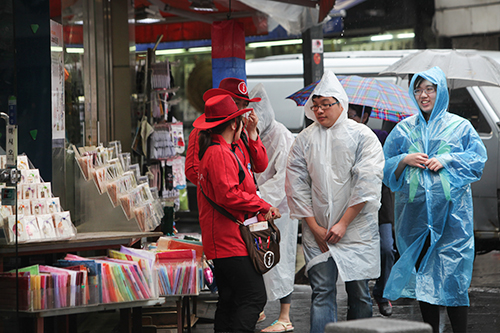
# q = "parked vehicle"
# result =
<box><xmin>246</xmin><ymin>50</ymin><xmax>500</xmax><ymax>253</ymax></box>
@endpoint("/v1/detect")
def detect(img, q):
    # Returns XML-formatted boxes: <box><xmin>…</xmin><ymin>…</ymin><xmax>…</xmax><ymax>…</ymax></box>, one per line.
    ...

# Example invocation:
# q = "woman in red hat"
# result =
<box><xmin>195</xmin><ymin>94</ymin><xmax>281</xmax><ymax>333</ymax></box>
<box><xmin>185</xmin><ymin>77</ymin><xmax>268</xmax><ymax>186</ymax></box>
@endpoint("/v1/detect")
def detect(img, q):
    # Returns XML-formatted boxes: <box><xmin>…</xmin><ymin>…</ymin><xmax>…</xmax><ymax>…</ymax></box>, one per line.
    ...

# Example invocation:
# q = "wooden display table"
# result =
<box><xmin>0</xmin><ymin>231</ymin><xmax>164</xmax><ymax>332</ymax></box>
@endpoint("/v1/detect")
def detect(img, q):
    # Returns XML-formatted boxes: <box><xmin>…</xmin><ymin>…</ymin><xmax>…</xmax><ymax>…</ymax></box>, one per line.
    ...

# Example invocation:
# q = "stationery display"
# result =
<box><xmin>117</xmin><ymin>244</ymin><xmax>202</xmax><ymax>296</ymax></box>
<box><xmin>74</xmin><ymin>142</ymin><xmax>163</xmax><ymax>232</ymax></box>
<box><xmin>155</xmin><ymin>249</ymin><xmax>202</xmax><ymax>296</ymax></box>
<box><xmin>0</xmin><ymin>250</ymin><xmax>163</xmax><ymax>311</ymax></box>
<box><xmin>0</xmin><ymin>264</ymin><xmax>88</xmax><ymax>311</ymax></box>
<box><xmin>0</xmin><ymin>155</ymin><xmax>77</xmax><ymax>244</ymax></box>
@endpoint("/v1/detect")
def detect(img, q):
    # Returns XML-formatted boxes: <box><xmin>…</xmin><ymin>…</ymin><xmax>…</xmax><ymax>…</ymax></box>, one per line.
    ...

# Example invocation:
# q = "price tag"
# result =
<box><xmin>6</xmin><ymin>125</ymin><xmax>17</xmax><ymax>168</ymax></box>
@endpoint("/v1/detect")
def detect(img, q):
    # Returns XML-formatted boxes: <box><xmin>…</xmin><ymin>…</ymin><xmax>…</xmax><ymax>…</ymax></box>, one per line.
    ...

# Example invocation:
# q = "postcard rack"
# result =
<box><xmin>72</xmin><ymin>155</ymin><xmax>145</xmax><ymax>233</ymax></box>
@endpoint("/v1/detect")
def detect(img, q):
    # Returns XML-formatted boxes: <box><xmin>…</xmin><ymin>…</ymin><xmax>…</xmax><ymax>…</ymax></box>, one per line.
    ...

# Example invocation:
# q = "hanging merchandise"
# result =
<box><xmin>150</xmin><ymin>123</ymin><xmax>176</xmax><ymax>160</ymax></box>
<box><xmin>137</xmin><ymin>53</ymin><xmax>186</xmax><ymax>232</ymax></box>
<box><xmin>151</xmin><ymin>60</ymin><xmax>171</xmax><ymax>90</ymax></box>
<box><xmin>170</xmin><ymin>122</ymin><xmax>185</xmax><ymax>155</ymax></box>
<box><xmin>171</xmin><ymin>156</ymin><xmax>186</xmax><ymax>190</ymax></box>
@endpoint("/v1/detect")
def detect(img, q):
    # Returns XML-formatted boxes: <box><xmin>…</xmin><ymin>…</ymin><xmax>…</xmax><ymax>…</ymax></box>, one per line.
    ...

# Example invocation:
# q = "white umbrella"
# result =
<box><xmin>379</xmin><ymin>49</ymin><xmax>500</xmax><ymax>89</ymax></box>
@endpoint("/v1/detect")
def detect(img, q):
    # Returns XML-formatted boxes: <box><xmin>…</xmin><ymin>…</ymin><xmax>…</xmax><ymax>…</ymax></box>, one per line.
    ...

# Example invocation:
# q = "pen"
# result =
<box><xmin>255</xmin><ymin>238</ymin><xmax>260</xmax><ymax>250</ymax></box>
<box><xmin>267</xmin><ymin>236</ymin><xmax>270</xmax><ymax>249</ymax></box>
<box><xmin>259</xmin><ymin>237</ymin><xmax>262</xmax><ymax>249</ymax></box>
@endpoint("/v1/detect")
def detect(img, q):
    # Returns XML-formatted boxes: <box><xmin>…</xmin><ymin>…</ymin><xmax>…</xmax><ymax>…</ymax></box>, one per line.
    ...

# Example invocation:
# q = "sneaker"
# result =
<box><xmin>377</xmin><ymin>301</ymin><xmax>393</xmax><ymax>316</ymax></box>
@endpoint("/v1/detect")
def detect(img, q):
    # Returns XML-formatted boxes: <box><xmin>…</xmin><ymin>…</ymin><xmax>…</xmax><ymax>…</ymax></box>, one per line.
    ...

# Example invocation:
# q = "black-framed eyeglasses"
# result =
<box><xmin>310</xmin><ymin>101</ymin><xmax>339</xmax><ymax>111</ymax></box>
<box><xmin>413</xmin><ymin>86</ymin><xmax>436</xmax><ymax>96</ymax></box>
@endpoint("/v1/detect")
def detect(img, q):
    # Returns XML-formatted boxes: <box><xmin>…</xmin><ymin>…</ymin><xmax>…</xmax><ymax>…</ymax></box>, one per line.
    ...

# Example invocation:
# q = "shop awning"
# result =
<box><xmin>54</xmin><ymin>0</ymin><xmax>367</xmax><ymax>45</ymax></box>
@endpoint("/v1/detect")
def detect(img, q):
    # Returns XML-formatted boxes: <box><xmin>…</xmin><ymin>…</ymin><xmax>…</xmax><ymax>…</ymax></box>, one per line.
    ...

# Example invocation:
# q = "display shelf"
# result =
<box><xmin>0</xmin><ymin>231</ymin><xmax>162</xmax><ymax>256</ymax></box>
<box><xmin>7</xmin><ymin>297</ymin><xmax>165</xmax><ymax>318</ymax></box>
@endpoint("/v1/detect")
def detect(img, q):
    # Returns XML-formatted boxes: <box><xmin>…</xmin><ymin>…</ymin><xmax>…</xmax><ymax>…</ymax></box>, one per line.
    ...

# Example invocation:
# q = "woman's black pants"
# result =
<box><xmin>212</xmin><ymin>256</ymin><xmax>267</xmax><ymax>333</ymax></box>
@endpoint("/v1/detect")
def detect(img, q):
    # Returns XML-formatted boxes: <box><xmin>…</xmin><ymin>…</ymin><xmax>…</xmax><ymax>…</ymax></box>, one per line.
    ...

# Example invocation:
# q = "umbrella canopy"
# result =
<box><xmin>286</xmin><ymin>75</ymin><xmax>419</xmax><ymax>123</ymax></box>
<box><xmin>379</xmin><ymin>49</ymin><xmax>500</xmax><ymax>89</ymax></box>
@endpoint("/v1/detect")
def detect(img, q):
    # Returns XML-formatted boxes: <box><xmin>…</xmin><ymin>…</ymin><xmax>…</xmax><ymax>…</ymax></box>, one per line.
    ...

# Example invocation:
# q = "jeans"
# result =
<box><xmin>308</xmin><ymin>256</ymin><xmax>372</xmax><ymax>333</ymax></box>
<box><xmin>212</xmin><ymin>256</ymin><xmax>267</xmax><ymax>333</ymax></box>
<box><xmin>373</xmin><ymin>223</ymin><xmax>396</xmax><ymax>303</ymax></box>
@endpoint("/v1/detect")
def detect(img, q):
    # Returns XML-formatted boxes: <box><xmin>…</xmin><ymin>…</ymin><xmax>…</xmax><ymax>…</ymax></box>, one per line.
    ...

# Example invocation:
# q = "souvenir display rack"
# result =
<box><xmin>137</xmin><ymin>50</ymin><xmax>187</xmax><ymax>235</ymax></box>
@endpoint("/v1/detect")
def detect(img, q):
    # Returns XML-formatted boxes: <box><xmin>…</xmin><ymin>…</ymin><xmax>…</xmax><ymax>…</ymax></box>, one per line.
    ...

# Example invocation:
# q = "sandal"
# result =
<box><xmin>260</xmin><ymin>320</ymin><xmax>294</xmax><ymax>332</ymax></box>
<box><xmin>257</xmin><ymin>311</ymin><xmax>266</xmax><ymax>323</ymax></box>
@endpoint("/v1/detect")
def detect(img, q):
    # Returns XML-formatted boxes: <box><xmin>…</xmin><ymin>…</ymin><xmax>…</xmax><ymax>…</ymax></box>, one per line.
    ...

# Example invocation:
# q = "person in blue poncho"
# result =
<box><xmin>382</xmin><ymin>66</ymin><xmax>487</xmax><ymax>333</ymax></box>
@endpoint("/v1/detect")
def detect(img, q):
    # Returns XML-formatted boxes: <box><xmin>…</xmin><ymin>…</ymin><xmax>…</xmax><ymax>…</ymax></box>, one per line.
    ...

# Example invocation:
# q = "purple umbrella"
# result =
<box><xmin>286</xmin><ymin>75</ymin><xmax>419</xmax><ymax>123</ymax></box>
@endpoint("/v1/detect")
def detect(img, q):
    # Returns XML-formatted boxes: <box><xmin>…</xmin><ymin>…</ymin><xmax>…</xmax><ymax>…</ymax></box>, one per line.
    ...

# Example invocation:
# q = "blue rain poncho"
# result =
<box><xmin>250</xmin><ymin>83</ymin><xmax>298</xmax><ymax>301</ymax></box>
<box><xmin>382</xmin><ymin>67</ymin><xmax>487</xmax><ymax>306</ymax></box>
<box><xmin>286</xmin><ymin>71</ymin><xmax>383</xmax><ymax>281</ymax></box>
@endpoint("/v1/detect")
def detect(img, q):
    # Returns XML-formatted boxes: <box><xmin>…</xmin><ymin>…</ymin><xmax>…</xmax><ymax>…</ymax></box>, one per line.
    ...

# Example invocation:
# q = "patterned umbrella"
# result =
<box><xmin>286</xmin><ymin>75</ymin><xmax>419</xmax><ymax>123</ymax></box>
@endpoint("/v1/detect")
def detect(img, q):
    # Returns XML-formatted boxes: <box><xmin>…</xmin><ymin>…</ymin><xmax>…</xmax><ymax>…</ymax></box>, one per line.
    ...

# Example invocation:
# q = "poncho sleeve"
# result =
<box><xmin>285</xmin><ymin>135</ymin><xmax>314</xmax><ymax>219</ymax></box>
<box><xmin>436</xmin><ymin>119</ymin><xmax>487</xmax><ymax>188</ymax></box>
<box><xmin>349</xmin><ymin>128</ymin><xmax>385</xmax><ymax>211</ymax></box>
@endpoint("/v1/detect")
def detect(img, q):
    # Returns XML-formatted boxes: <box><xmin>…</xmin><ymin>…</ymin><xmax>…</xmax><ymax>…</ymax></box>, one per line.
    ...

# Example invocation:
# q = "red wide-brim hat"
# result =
<box><xmin>193</xmin><ymin>94</ymin><xmax>252</xmax><ymax>130</ymax></box>
<box><xmin>203</xmin><ymin>77</ymin><xmax>262</xmax><ymax>103</ymax></box>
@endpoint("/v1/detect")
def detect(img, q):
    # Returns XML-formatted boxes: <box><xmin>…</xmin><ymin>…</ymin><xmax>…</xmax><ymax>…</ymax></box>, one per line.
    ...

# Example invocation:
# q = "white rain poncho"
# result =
<box><xmin>382</xmin><ymin>67</ymin><xmax>487</xmax><ymax>306</ymax></box>
<box><xmin>250</xmin><ymin>83</ymin><xmax>298</xmax><ymax>301</ymax></box>
<box><xmin>285</xmin><ymin>71</ymin><xmax>384</xmax><ymax>281</ymax></box>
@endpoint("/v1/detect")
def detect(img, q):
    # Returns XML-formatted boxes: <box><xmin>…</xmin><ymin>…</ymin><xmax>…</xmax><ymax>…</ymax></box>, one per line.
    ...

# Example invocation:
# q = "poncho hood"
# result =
<box><xmin>409</xmin><ymin>66</ymin><xmax>450</xmax><ymax>123</ymax></box>
<box><xmin>249</xmin><ymin>83</ymin><xmax>275</xmax><ymax>137</ymax></box>
<box><xmin>304</xmin><ymin>71</ymin><xmax>349</xmax><ymax>126</ymax></box>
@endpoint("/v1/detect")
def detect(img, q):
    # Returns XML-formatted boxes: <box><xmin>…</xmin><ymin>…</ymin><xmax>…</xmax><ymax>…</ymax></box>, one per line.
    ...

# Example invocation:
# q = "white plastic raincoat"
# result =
<box><xmin>285</xmin><ymin>71</ymin><xmax>383</xmax><ymax>282</ymax></box>
<box><xmin>250</xmin><ymin>84</ymin><xmax>298</xmax><ymax>301</ymax></box>
<box><xmin>382</xmin><ymin>67</ymin><xmax>487</xmax><ymax>306</ymax></box>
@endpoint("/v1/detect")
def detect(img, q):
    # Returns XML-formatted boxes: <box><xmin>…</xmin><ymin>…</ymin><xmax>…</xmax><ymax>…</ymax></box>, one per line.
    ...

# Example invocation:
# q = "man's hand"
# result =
<box><xmin>245</xmin><ymin>109</ymin><xmax>259</xmax><ymax>141</ymax></box>
<box><xmin>304</xmin><ymin>217</ymin><xmax>329</xmax><ymax>253</ymax></box>
<box><xmin>424</xmin><ymin>157</ymin><xmax>443</xmax><ymax>171</ymax></box>
<box><xmin>325</xmin><ymin>222</ymin><xmax>348</xmax><ymax>244</ymax></box>
<box><xmin>312</xmin><ymin>225</ymin><xmax>329</xmax><ymax>253</ymax></box>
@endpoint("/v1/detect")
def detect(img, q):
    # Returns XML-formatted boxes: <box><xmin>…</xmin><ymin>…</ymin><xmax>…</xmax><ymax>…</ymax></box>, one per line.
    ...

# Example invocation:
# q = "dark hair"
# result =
<box><xmin>349</xmin><ymin>104</ymin><xmax>372</xmax><ymax>124</ymax></box>
<box><xmin>312</xmin><ymin>95</ymin><xmax>338</xmax><ymax>102</ymax></box>
<box><xmin>198</xmin><ymin>116</ymin><xmax>243</xmax><ymax>160</ymax></box>
<box><xmin>414</xmin><ymin>76</ymin><xmax>437</xmax><ymax>91</ymax></box>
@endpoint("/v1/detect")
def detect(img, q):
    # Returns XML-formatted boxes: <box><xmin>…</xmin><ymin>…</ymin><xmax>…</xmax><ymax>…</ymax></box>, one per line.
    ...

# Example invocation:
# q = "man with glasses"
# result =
<box><xmin>286</xmin><ymin>71</ymin><xmax>384</xmax><ymax>333</ymax></box>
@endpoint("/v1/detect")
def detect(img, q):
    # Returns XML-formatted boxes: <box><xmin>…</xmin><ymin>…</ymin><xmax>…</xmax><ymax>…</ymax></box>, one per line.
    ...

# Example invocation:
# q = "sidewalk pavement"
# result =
<box><xmin>191</xmin><ymin>250</ymin><xmax>500</xmax><ymax>333</ymax></box>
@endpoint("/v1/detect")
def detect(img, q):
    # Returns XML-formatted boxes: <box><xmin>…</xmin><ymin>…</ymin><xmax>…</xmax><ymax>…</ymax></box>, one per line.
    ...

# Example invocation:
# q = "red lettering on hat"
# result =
<box><xmin>238</xmin><ymin>82</ymin><xmax>248</xmax><ymax>95</ymax></box>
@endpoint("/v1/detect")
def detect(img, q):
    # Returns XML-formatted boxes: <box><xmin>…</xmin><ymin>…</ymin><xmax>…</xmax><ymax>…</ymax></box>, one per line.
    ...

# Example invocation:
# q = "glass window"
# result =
<box><xmin>480</xmin><ymin>86</ymin><xmax>500</xmax><ymax>120</ymax></box>
<box><xmin>449</xmin><ymin>88</ymin><xmax>491</xmax><ymax>135</ymax></box>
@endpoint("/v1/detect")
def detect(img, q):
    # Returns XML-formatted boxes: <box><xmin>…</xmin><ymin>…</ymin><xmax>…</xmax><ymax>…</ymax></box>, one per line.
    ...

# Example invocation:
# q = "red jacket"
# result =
<box><xmin>197</xmin><ymin>135</ymin><xmax>272</xmax><ymax>259</ymax></box>
<box><xmin>185</xmin><ymin>127</ymin><xmax>269</xmax><ymax>185</ymax></box>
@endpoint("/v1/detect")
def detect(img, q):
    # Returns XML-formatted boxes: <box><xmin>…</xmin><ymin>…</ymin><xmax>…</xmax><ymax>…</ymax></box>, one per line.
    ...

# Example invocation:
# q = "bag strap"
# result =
<box><xmin>200</xmin><ymin>184</ymin><xmax>242</xmax><ymax>225</ymax></box>
<box><xmin>239</xmin><ymin>131</ymin><xmax>260</xmax><ymax>192</ymax></box>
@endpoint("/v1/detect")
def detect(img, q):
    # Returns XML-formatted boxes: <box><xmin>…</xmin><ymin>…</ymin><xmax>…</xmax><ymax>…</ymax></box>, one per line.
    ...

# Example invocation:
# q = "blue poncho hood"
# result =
<box><xmin>410</xmin><ymin>66</ymin><xmax>449</xmax><ymax>123</ymax></box>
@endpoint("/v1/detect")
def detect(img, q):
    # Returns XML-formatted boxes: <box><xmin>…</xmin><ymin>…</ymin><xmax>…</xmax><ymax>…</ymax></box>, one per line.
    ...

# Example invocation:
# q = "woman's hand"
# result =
<box><xmin>265</xmin><ymin>207</ymin><xmax>281</xmax><ymax>220</ymax></box>
<box><xmin>424</xmin><ymin>157</ymin><xmax>443</xmax><ymax>171</ymax></box>
<box><xmin>245</xmin><ymin>110</ymin><xmax>259</xmax><ymax>141</ymax></box>
<box><xmin>403</xmin><ymin>153</ymin><xmax>429</xmax><ymax>169</ymax></box>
